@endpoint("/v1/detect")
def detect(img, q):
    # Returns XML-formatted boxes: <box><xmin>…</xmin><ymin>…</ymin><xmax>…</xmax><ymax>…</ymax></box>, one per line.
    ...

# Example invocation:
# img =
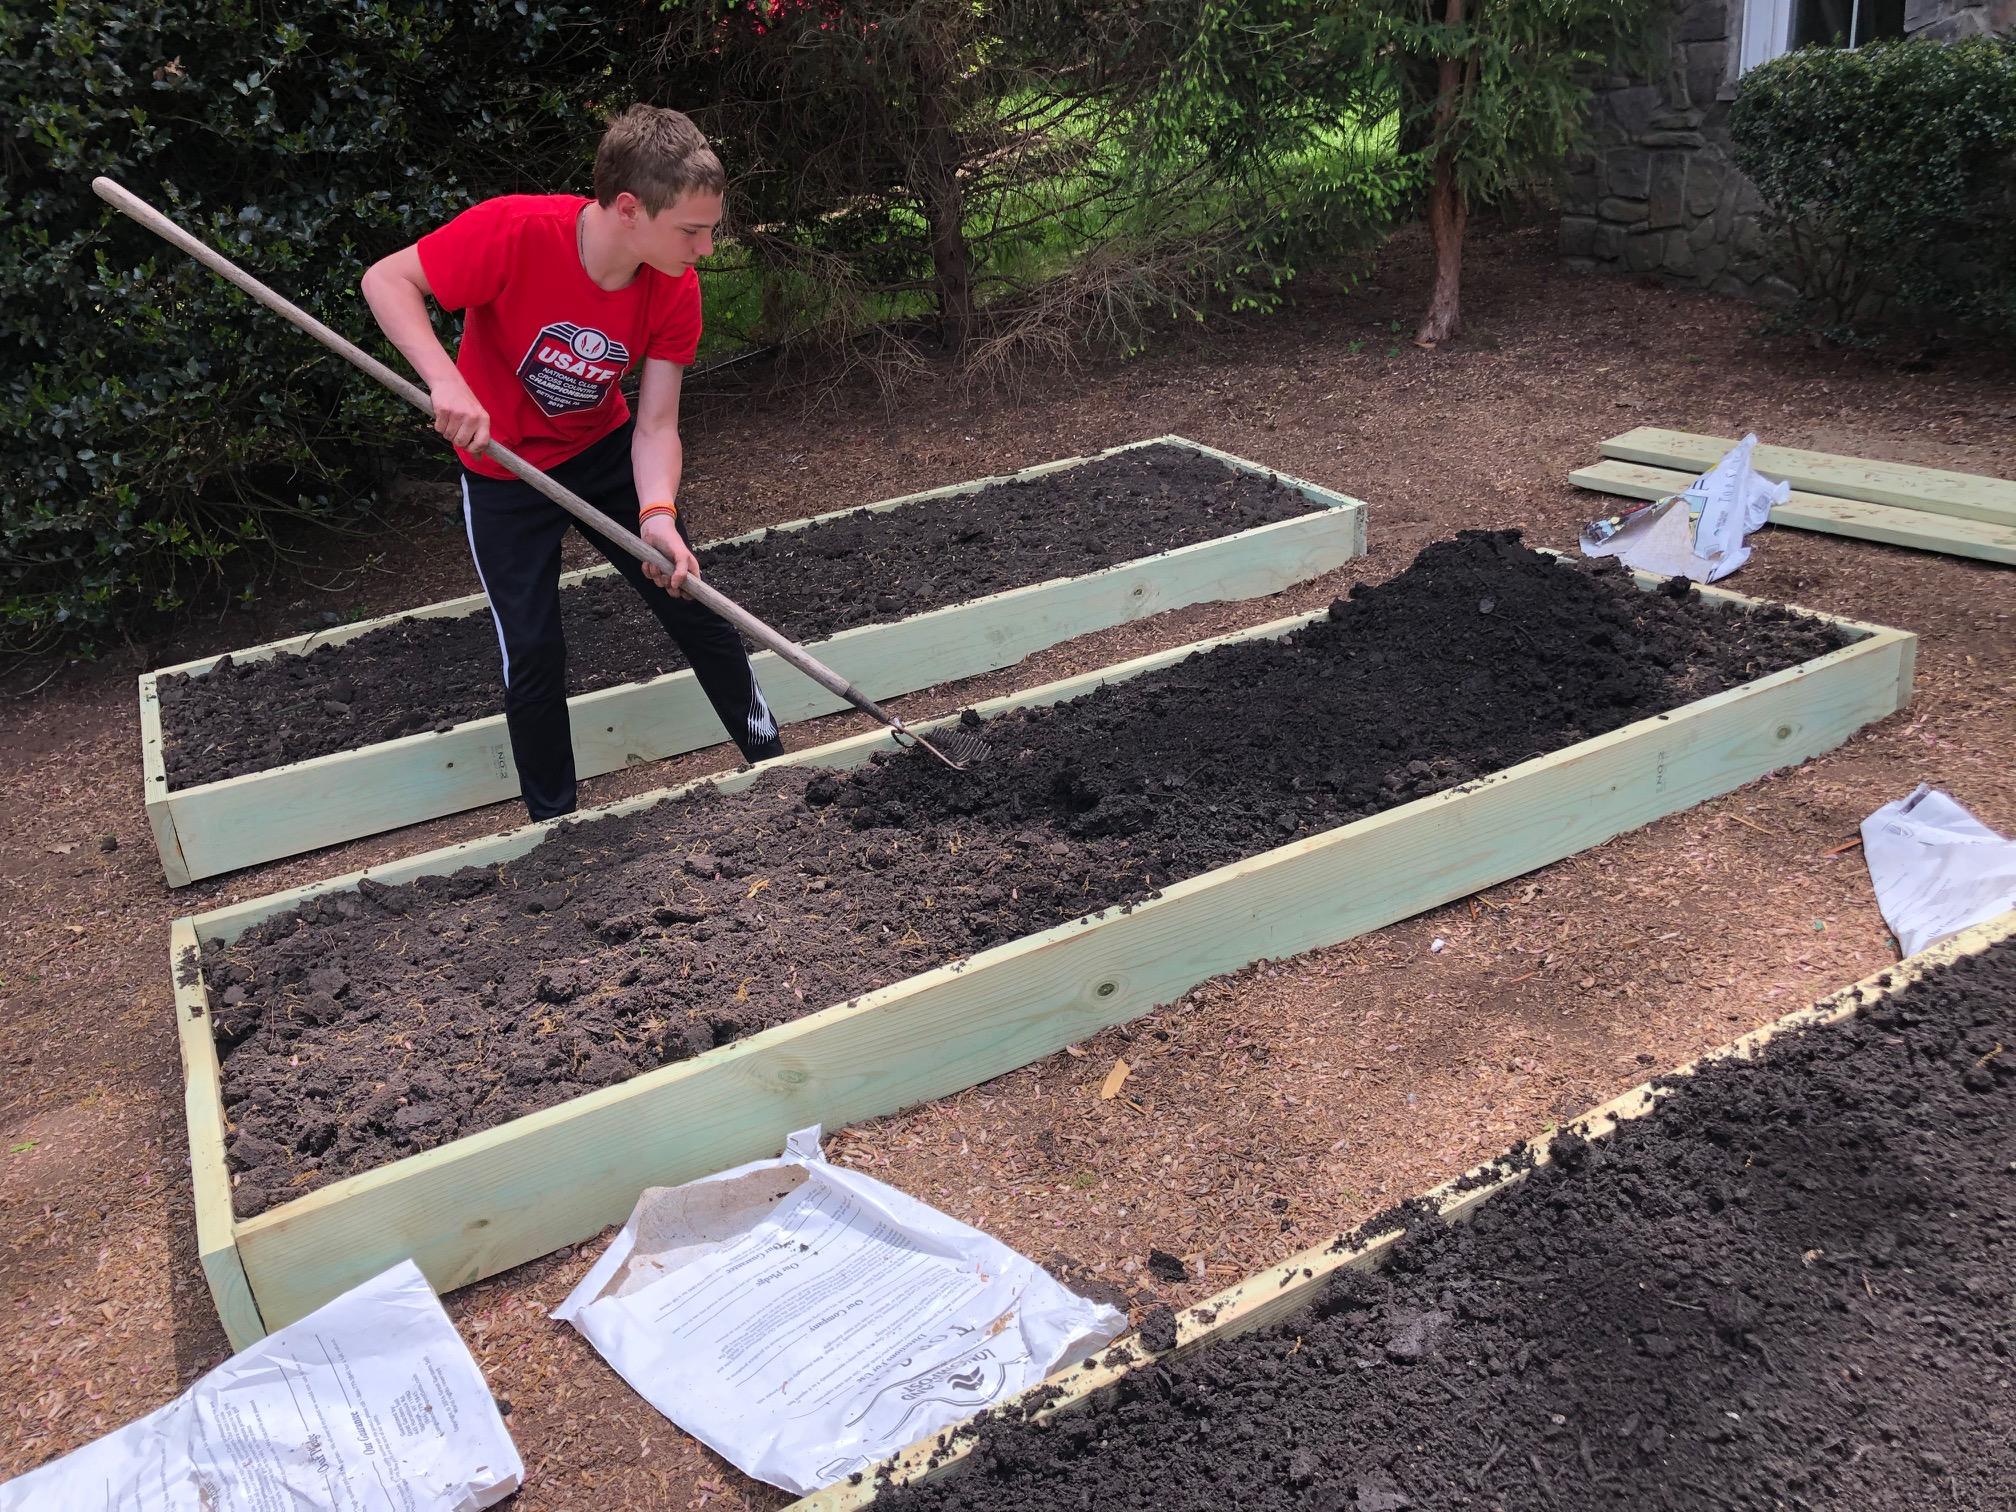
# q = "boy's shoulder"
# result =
<box><xmin>461</xmin><ymin>192</ymin><xmax>586</xmax><ymax>229</ymax></box>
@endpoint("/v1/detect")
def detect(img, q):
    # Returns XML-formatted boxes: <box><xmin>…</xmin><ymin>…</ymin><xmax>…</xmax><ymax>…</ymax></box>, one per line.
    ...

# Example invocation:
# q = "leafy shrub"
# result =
<box><xmin>1</xmin><ymin>1</ymin><xmax>616</xmax><ymax>649</ymax></box>
<box><xmin>1730</xmin><ymin>36</ymin><xmax>2016</xmax><ymax>340</ymax></box>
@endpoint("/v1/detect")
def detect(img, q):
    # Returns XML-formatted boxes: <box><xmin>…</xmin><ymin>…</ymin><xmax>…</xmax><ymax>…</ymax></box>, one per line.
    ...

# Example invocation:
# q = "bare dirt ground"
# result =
<box><xmin>3</xmin><ymin>222</ymin><xmax>2012</xmax><ymax>1507</ymax></box>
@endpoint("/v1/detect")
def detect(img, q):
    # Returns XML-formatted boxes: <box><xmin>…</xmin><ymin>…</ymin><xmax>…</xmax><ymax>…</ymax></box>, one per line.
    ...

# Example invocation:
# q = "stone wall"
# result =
<box><xmin>1560</xmin><ymin>0</ymin><xmax>2016</xmax><ymax>297</ymax></box>
<box><xmin>1908</xmin><ymin>0</ymin><xmax>2016</xmax><ymax>38</ymax></box>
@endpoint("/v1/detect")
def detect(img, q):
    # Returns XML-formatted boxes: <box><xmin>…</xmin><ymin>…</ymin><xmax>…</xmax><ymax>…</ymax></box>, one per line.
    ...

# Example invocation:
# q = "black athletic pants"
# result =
<box><xmin>461</xmin><ymin>421</ymin><xmax>784</xmax><ymax>820</ymax></box>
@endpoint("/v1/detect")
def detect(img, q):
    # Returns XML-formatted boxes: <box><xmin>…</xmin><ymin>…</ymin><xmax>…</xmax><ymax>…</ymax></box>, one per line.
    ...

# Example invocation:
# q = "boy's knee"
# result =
<box><xmin>501</xmin><ymin>642</ymin><xmax>567</xmax><ymax>701</ymax></box>
<box><xmin>655</xmin><ymin>598</ymin><xmax>741</xmax><ymax>647</ymax></box>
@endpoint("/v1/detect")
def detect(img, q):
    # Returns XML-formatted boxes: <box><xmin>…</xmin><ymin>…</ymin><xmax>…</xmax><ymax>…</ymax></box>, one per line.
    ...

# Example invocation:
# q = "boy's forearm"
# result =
<box><xmin>632</xmin><ymin>423</ymin><xmax>683</xmax><ymax>509</ymax></box>
<box><xmin>360</xmin><ymin>260</ymin><xmax>461</xmax><ymax>388</ymax></box>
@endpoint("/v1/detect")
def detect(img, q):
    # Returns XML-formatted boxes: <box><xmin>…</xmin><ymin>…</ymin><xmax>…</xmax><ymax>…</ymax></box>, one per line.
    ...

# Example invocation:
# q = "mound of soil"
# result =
<box><xmin>201</xmin><ymin>534</ymin><xmax>1847</xmax><ymax>1217</ymax></box>
<box><xmin>158</xmin><ymin>445</ymin><xmax>1319</xmax><ymax>786</ymax></box>
<box><xmin>875</xmin><ymin>940</ymin><xmax>2016</xmax><ymax>1512</ymax></box>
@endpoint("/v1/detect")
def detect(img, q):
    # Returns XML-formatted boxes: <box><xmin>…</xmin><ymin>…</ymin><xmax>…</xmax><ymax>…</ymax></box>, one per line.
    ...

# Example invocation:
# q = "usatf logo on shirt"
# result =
<box><xmin>516</xmin><ymin>323</ymin><xmax>632</xmax><ymax>417</ymax></box>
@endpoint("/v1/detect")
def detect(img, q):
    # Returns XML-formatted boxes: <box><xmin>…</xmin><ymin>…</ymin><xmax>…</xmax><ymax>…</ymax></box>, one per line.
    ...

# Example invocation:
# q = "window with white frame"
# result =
<box><xmin>1739</xmin><ymin>0</ymin><xmax>1906</xmax><ymax>72</ymax></box>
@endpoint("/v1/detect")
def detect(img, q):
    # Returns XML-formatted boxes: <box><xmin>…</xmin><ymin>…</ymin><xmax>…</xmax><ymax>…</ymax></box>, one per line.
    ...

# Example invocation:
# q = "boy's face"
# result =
<box><xmin>617</xmin><ymin>189</ymin><xmax>721</xmax><ymax>277</ymax></box>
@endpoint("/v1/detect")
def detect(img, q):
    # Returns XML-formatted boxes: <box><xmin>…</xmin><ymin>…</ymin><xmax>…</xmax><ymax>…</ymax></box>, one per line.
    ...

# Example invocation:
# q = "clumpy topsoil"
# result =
<box><xmin>201</xmin><ymin>533</ymin><xmax>1848</xmax><ymax>1217</ymax></box>
<box><xmin>157</xmin><ymin>444</ymin><xmax>1320</xmax><ymax>786</ymax></box>
<box><xmin>875</xmin><ymin>939</ymin><xmax>2016</xmax><ymax>1512</ymax></box>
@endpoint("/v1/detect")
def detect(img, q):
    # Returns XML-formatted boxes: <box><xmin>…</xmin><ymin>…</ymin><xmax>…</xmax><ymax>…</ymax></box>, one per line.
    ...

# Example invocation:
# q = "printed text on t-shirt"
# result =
<box><xmin>517</xmin><ymin>322</ymin><xmax>632</xmax><ymax>417</ymax></box>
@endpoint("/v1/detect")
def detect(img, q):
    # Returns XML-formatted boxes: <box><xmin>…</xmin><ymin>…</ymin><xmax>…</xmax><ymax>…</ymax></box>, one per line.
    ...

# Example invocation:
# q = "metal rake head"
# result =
<box><xmin>890</xmin><ymin>716</ymin><xmax>992</xmax><ymax>772</ymax></box>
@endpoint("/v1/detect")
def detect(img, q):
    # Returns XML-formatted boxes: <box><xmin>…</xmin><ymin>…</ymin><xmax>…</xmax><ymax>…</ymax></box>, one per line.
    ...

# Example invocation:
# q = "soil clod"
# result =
<box><xmin>1137</xmin><ymin>1305</ymin><xmax>1179</xmax><ymax>1354</ymax></box>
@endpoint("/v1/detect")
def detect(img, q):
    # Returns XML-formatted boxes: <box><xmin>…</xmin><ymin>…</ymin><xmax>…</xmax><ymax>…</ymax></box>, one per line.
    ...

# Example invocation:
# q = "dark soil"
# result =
<box><xmin>1137</xmin><ymin>1306</ymin><xmax>1180</xmax><ymax>1356</ymax></box>
<box><xmin>873</xmin><ymin>939</ymin><xmax>2016</xmax><ymax>1512</ymax></box>
<box><xmin>157</xmin><ymin>445</ymin><xmax>1319</xmax><ymax>787</ymax></box>
<box><xmin>201</xmin><ymin>534</ymin><xmax>1847</xmax><ymax>1217</ymax></box>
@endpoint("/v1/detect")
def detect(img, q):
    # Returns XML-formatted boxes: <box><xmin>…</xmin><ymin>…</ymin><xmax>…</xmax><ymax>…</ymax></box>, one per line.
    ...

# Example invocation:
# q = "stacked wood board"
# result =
<box><xmin>1571</xmin><ymin>427</ymin><xmax>2016</xmax><ymax>566</ymax></box>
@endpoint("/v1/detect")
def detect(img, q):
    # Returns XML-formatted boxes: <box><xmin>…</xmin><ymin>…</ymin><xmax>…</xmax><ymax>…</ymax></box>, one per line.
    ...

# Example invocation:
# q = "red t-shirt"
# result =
<box><xmin>417</xmin><ymin>194</ymin><xmax>703</xmax><ymax>479</ymax></box>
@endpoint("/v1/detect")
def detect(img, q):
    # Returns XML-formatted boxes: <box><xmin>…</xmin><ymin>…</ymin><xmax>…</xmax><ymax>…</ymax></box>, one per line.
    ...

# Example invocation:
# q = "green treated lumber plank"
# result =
<box><xmin>139</xmin><ymin>677</ymin><xmax>192</xmax><ymax>887</ymax></box>
<box><xmin>146</xmin><ymin>436</ymin><xmax>1366</xmax><ymax>885</ymax></box>
<box><xmin>790</xmin><ymin>904</ymin><xmax>2015</xmax><ymax>1508</ymax></box>
<box><xmin>170</xmin><ymin>919</ymin><xmax>266</xmax><ymax>1350</ymax></box>
<box><xmin>187</xmin><ymin>594</ymin><xmax>1912</xmax><ymax>1334</ymax></box>
<box><xmin>1571</xmin><ymin>459</ymin><xmax>2016</xmax><ymax>566</ymax></box>
<box><xmin>1599</xmin><ymin>426</ymin><xmax>2016</xmax><ymax>529</ymax></box>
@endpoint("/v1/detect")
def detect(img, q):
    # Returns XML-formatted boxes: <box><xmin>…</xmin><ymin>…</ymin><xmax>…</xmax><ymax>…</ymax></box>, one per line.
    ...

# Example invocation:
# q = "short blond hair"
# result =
<box><xmin>594</xmin><ymin>105</ymin><xmax>726</xmax><ymax>212</ymax></box>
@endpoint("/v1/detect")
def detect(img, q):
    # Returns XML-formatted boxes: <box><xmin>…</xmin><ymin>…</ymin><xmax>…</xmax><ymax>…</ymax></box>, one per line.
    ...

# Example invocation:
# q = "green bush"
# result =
<box><xmin>1730</xmin><ymin>36</ymin><xmax>2016</xmax><ymax>341</ymax></box>
<box><xmin>0</xmin><ymin>1</ymin><xmax>618</xmax><ymax>649</ymax></box>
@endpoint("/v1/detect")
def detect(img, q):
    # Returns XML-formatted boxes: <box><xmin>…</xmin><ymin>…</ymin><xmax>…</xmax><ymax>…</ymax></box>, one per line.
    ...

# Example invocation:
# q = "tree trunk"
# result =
<box><xmin>913</xmin><ymin>41</ymin><xmax>973</xmax><ymax>355</ymax></box>
<box><xmin>1414</xmin><ymin>0</ymin><xmax>1467</xmax><ymax>347</ymax></box>
<box><xmin>1416</xmin><ymin>153</ymin><xmax>1467</xmax><ymax>346</ymax></box>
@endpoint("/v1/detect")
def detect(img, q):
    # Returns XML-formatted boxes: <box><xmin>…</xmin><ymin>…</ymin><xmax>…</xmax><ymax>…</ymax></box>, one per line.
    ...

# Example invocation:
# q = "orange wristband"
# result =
<box><xmin>640</xmin><ymin>501</ymin><xmax>677</xmax><ymax>524</ymax></box>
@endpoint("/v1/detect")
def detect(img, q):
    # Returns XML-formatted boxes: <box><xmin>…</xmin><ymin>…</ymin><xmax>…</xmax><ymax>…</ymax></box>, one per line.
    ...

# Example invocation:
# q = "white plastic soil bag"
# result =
<box><xmin>1862</xmin><ymin>785</ymin><xmax>2016</xmax><ymax>956</ymax></box>
<box><xmin>1579</xmin><ymin>491</ymin><xmax>1722</xmax><ymax>580</ymax></box>
<box><xmin>555</xmin><ymin>1126</ymin><xmax>1127</xmax><ymax>1496</ymax></box>
<box><xmin>1580</xmin><ymin>432</ymin><xmax>1790</xmax><ymax>584</ymax></box>
<box><xmin>0</xmin><ymin>1260</ymin><xmax>522</xmax><ymax>1512</ymax></box>
<box><xmin>1686</xmin><ymin>432</ymin><xmax>1790</xmax><ymax>581</ymax></box>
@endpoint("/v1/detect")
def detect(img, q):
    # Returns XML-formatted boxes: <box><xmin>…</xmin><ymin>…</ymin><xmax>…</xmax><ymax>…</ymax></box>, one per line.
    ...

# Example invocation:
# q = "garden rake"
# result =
<box><xmin>91</xmin><ymin>176</ymin><xmax>985</xmax><ymax>772</ymax></box>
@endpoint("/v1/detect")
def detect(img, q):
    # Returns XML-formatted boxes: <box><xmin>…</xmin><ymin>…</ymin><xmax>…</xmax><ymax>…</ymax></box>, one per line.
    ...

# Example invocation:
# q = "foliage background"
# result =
<box><xmin>3</xmin><ymin>0</ymin><xmax>1655</xmax><ymax>649</ymax></box>
<box><xmin>2</xmin><ymin>0</ymin><xmax>617</xmax><ymax>649</ymax></box>
<box><xmin>1731</xmin><ymin>35</ymin><xmax>2016</xmax><ymax>343</ymax></box>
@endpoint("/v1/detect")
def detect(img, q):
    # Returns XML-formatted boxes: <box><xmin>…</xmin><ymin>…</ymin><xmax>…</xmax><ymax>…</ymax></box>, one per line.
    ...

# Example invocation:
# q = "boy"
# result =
<box><xmin>360</xmin><ymin>105</ymin><xmax>784</xmax><ymax>822</ymax></box>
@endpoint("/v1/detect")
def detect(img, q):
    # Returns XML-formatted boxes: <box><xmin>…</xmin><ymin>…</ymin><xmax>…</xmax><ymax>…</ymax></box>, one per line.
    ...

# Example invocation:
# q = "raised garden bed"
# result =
<box><xmin>169</xmin><ymin>536</ymin><xmax>1915</xmax><ymax>1347</ymax></box>
<box><xmin>815</xmin><ymin>908</ymin><xmax>2016</xmax><ymax>1512</ymax></box>
<box><xmin>140</xmin><ymin>436</ymin><xmax>1366</xmax><ymax>885</ymax></box>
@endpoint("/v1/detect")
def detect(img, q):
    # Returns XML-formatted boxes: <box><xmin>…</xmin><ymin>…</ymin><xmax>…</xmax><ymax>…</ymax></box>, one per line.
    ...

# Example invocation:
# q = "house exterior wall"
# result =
<box><xmin>1560</xmin><ymin>0</ymin><xmax>2016</xmax><ymax>297</ymax></box>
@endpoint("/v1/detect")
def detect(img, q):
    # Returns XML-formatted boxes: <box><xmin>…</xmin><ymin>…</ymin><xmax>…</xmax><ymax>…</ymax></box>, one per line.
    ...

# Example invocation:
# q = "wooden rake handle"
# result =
<box><xmin>90</xmin><ymin>175</ymin><xmax>951</xmax><ymax>759</ymax></box>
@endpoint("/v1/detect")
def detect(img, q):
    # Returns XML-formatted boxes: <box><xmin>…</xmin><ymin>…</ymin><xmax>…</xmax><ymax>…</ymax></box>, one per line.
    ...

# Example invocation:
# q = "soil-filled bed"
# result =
<box><xmin>201</xmin><ymin>534</ymin><xmax>1847</xmax><ymax>1218</ymax></box>
<box><xmin>158</xmin><ymin>445</ymin><xmax>1320</xmax><ymax>786</ymax></box>
<box><xmin>871</xmin><ymin>939</ymin><xmax>2016</xmax><ymax>1512</ymax></box>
